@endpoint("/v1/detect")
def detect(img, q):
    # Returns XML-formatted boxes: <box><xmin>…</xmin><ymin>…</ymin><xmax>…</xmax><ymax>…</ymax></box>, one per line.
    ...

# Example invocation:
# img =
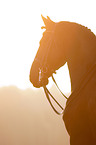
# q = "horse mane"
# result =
<box><xmin>68</xmin><ymin>21</ymin><xmax>96</xmax><ymax>40</ymax></box>
<box><xmin>78</xmin><ymin>23</ymin><xmax>95</xmax><ymax>37</ymax></box>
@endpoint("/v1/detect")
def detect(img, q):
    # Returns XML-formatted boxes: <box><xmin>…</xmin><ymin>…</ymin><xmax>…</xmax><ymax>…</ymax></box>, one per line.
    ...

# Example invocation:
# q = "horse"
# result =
<box><xmin>29</xmin><ymin>15</ymin><xmax>96</xmax><ymax>145</ymax></box>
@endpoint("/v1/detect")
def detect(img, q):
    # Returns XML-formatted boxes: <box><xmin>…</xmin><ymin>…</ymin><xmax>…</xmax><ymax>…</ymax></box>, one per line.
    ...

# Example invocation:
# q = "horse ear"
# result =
<box><xmin>41</xmin><ymin>15</ymin><xmax>55</xmax><ymax>30</ymax></box>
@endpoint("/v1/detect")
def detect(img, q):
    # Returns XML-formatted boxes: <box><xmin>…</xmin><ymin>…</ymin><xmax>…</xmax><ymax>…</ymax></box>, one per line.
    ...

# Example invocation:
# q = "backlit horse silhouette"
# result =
<box><xmin>30</xmin><ymin>16</ymin><xmax>96</xmax><ymax>145</ymax></box>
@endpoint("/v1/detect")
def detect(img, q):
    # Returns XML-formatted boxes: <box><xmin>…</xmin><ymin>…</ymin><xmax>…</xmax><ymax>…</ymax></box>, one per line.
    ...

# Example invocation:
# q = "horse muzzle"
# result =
<box><xmin>29</xmin><ymin>61</ymin><xmax>49</xmax><ymax>88</ymax></box>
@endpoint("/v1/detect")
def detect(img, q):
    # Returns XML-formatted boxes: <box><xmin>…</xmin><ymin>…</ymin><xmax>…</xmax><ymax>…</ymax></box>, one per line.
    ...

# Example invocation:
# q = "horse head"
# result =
<box><xmin>29</xmin><ymin>16</ymin><xmax>69</xmax><ymax>88</ymax></box>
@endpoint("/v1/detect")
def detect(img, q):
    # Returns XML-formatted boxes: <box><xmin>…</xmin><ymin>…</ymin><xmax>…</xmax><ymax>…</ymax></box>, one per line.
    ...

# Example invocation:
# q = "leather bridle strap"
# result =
<box><xmin>43</xmin><ymin>75</ymin><xmax>68</xmax><ymax>115</ymax></box>
<box><xmin>52</xmin><ymin>75</ymin><xmax>68</xmax><ymax>99</ymax></box>
<box><xmin>43</xmin><ymin>86</ymin><xmax>64</xmax><ymax>115</ymax></box>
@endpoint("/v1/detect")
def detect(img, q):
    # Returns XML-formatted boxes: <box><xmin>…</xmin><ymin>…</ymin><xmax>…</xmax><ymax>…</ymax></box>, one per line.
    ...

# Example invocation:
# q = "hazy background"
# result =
<box><xmin>0</xmin><ymin>0</ymin><xmax>96</xmax><ymax>144</ymax></box>
<box><xmin>0</xmin><ymin>85</ymin><xmax>69</xmax><ymax>145</ymax></box>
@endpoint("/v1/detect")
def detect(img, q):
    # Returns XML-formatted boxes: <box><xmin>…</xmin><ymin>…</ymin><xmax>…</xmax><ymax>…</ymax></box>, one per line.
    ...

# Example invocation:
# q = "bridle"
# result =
<box><xmin>34</xmin><ymin>25</ymin><xmax>68</xmax><ymax>115</ymax></box>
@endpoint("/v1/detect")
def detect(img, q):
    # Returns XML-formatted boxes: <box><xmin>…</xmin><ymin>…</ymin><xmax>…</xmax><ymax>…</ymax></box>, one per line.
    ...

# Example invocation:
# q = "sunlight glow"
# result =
<box><xmin>0</xmin><ymin>0</ymin><xmax>96</xmax><ymax>93</ymax></box>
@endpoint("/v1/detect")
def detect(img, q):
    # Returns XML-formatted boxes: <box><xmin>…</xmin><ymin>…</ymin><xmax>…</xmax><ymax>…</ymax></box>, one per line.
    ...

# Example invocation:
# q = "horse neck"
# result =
<box><xmin>67</xmin><ymin>30</ymin><xmax>96</xmax><ymax>92</ymax></box>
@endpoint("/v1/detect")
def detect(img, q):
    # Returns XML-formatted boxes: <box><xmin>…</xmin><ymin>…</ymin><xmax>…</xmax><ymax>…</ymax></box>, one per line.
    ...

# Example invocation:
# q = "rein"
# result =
<box><xmin>43</xmin><ymin>75</ymin><xmax>68</xmax><ymax>115</ymax></box>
